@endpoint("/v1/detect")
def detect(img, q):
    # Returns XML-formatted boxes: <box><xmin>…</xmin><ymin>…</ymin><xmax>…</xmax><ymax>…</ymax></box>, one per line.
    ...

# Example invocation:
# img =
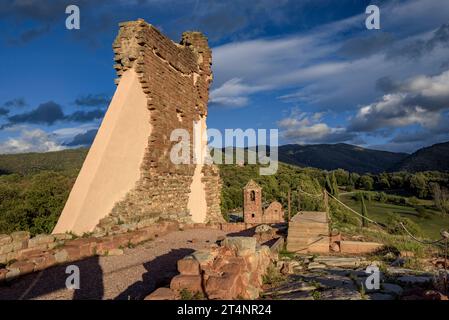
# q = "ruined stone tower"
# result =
<box><xmin>53</xmin><ymin>19</ymin><xmax>223</xmax><ymax>235</ymax></box>
<box><xmin>243</xmin><ymin>180</ymin><xmax>263</xmax><ymax>223</ymax></box>
<box><xmin>243</xmin><ymin>179</ymin><xmax>284</xmax><ymax>224</ymax></box>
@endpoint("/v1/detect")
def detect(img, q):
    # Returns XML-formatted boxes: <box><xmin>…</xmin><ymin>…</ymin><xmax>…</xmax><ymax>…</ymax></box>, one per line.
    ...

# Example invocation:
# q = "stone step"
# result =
<box><xmin>287</xmin><ymin>235</ymin><xmax>330</xmax><ymax>242</ymax></box>
<box><xmin>287</xmin><ymin>241</ymin><xmax>329</xmax><ymax>253</ymax></box>
<box><xmin>288</xmin><ymin>227</ymin><xmax>329</xmax><ymax>234</ymax></box>
<box><xmin>289</xmin><ymin>222</ymin><xmax>328</xmax><ymax>228</ymax></box>
<box><xmin>287</xmin><ymin>211</ymin><xmax>330</xmax><ymax>254</ymax></box>
<box><xmin>291</xmin><ymin>212</ymin><xmax>328</xmax><ymax>222</ymax></box>
<box><xmin>287</xmin><ymin>238</ymin><xmax>329</xmax><ymax>245</ymax></box>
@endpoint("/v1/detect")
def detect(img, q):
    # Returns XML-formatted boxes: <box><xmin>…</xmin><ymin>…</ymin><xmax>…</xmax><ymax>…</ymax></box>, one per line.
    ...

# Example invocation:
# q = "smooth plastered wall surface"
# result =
<box><xmin>53</xmin><ymin>69</ymin><xmax>151</xmax><ymax>234</ymax></box>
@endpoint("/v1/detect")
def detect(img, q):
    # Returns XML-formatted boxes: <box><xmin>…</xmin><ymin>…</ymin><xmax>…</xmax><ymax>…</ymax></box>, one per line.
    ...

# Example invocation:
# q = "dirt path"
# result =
<box><xmin>0</xmin><ymin>228</ymin><xmax>226</xmax><ymax>300</ymax></box>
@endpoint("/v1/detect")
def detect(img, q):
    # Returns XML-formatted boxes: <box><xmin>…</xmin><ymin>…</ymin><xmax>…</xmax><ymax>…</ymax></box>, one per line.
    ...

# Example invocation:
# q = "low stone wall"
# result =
<box><xmin>0</xmin><ymin>222</ymin><xmax>269</xmax><ymax>283</ymax></box>
<box><xmin>0</xmin><ymin>231</ymin><xmax>73</xmax><ymax>265</ymax></box>
<box><xmin>0</xmin><ymin>221</ymin><xmax>181</xmax><ymax>283</ymax></box>
<box><xmin>146</xmin><ymin>236</ymin><xmax>277</xmax><ymax>300</ymax></box>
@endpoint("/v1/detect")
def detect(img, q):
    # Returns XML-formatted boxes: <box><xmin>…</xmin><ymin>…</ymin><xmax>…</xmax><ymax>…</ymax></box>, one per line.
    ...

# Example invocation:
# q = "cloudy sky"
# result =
<box><xmin>0</xmin><ymin>0</ymin><xmax>449</xmax><ymax>154</ymax></box>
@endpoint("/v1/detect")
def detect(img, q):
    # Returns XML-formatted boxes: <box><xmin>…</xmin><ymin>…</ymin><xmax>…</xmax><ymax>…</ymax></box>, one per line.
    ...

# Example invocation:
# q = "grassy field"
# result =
<box><xmin>340</xmin><ymin>191</ymin><xmax>449</xmax><ymax>239</ymax></box>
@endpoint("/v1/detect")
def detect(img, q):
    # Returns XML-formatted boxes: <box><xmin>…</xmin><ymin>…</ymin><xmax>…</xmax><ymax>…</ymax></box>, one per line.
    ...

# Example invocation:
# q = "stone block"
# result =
<box><xmin>340</xmin><ymin>241</ymin><xmax>383</xmax><ymax>254</ymax></box>
<box><xmin>6</xmin><ymin>251</ymin><xmax>18</xmax><ymax>262</ymax></box>
<box><xmin>54</xmin><ymin>249</ymin><xmax>69</xmax><ymax>263</ymax></box>
<box><xmin>8</xmin><ymin>261</ymin><xmax>35</xmax><ymax>275</ymax></box>
<box><xmin>170</xmin><ymin>275</ymin><xmax>203</xmax><ymax>293</ymax></box>
<box><xmin>53</xmin><ymin>233</ymin><xmax>74</xmax><ymax>241</ymax></box>
<box><xmin>65</xmin><ymin>238</ymin><xmax>98</xmax><ymax>257</ymax></box>
<box><xmin>145</xmin><ymin>287</ymin><xmax>178</xmax><ymax>300</ymax></box>
<box><xmin>28</xmin><ymin>234</ymin><xmax>55</xmax><ymax>248</ymax></box>
<box><xmin>5</xmin><ymin>268</ymin><xmax>20</xmax><ymax>281</ymax></box>
<box><xmin>11</xmin><ymin>231</ymin><xmax>30</xmax><ymax>242</ymax></box>
<box><xmin>0</xmin><ymin>243</ymin><xmax>14</xmax><ymax>255</ymax></box>
<box><xmin>178</xmin><ymin>256</ymin><xmax>200</xmax><ymax>275</ymax></box>
<box><xmin>31</xmin><ymin>253</ymin><xmax>57</xmax><ymax>271</ymax></box>
<box><xmin>17</xmin><ymin>247</ymin><xmax>46</xmax><ymax>259</ymax></box>
<box><xmin>0</xmin><ymin>268</ymin><xmax>7</xmax><ymax>282</ymax></box>
<box><xmin>0</xmin><ymin>234</ymin><xmax>12</xmax><ymax>246</ymax></box>
<box><xmin>12</xmin><ymin>240</ymin><xmax>28</xmax><ymax>251</ymax></box>
<box><xmin>64</xmin><ymin>246</ymin><xmax>81</xmax><ymax>262</ymax></box>
<box><xmin>192</xmin><ymin>250</ymin><xmax>216</xmax><ymax>268</ymax></box>
<box><xmin>222</xmin><ymin>237</ymin><xmax>256</xmax><ymax>256</ymax></box>
<box><xmin>107</xmin><ymin>248</ymin><xmax>124</xmax><ymax>256</ymax></box>
<box><xmin>206</xmin><ymin>273</ymin><xmax>241</xmax><ymax>300</ymax></box>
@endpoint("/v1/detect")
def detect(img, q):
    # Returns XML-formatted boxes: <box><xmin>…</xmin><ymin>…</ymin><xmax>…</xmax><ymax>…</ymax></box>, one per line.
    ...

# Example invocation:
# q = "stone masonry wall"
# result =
<box><xmin>263</xmin><ymin>202</ymin><xmax>284</xmax><ymax>224</ymax></box>
<box><xmin>0</xmin><ymin>222</ymin><xmax>262</xmax><ymax>283</ymax></box>
<box><xmin>98</xmin><ymin>19</ymin><xmax>222</xmax><ymax>231</ymax></box>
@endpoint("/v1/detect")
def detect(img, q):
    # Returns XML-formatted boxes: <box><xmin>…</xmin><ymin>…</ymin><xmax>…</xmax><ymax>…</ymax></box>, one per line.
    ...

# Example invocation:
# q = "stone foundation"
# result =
<box><xmin>146</xmin><ymin>236</ymin><xmax>278</xmax><ymax>300</ymax></box>
<box><xmin>0</xmin><ymin>222</ymin><xmax>269</xmax><ymax>283</ymax></box>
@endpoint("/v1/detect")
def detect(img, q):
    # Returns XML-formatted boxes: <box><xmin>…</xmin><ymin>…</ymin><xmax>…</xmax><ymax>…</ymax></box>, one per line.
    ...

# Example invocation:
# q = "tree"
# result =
<box><xmin>331</xmin><ymin>172</ymin><xmax>339</xmax><ymax>198</ymax></box>
<box><xmin>360</xmin><ymin>193</ymin><xmax>368</xmax><ymax>227</ymax></box>
<box><xmin>430</xmin><ymin>182</ymin><xmax>449</xmax><ymax>215</ymax></box>
<box><xmin>325</xmin><ymin>173</ymin><xmax>339</xmax><ymax>198</ymax></box>
<box><xmin>347</xmin><ymin>174</ymin><xmax>355</xmax><ymax>191</ymax></box>
<box><xmin>325</xmin><ymin>174</ymin><xmax>333</xmax><ymax>195</ymax></box>
<box><xmin>359</xmin><ymin>175</ymin><xmax>374</xmax><ymax>191</ymax></box>
<box><xmin>334</xmin><ymin>169</ymin><xmax>349</xmax><ymax>186</ymax></box>
<box><xmin>409</xmin><ymin>173</ymin><xmax>428</xmax><ymax>198</ymax></box>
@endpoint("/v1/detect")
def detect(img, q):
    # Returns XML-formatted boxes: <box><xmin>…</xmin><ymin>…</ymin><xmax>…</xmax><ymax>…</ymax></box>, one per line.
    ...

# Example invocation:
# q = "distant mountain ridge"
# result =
<box><xmin>0</xmin><ymin>141</ymin><xmax>448</xmax><ymax>175</ymax></box>
<box><xmin>393</xmin><ymin>141</ymin><xmax>449</xmax><ymax>172</ymax></box>
<box><xmin>278</xmin><ymin>143</ymin><xmax>408</xmax><ymax>174</ymax></box>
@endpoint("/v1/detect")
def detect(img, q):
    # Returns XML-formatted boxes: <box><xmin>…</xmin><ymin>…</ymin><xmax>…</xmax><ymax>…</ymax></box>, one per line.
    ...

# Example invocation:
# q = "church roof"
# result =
<box><xmin>244</xmin><ymin>179</ymin><xmax>261</xmax><ymax>190</ymax></box>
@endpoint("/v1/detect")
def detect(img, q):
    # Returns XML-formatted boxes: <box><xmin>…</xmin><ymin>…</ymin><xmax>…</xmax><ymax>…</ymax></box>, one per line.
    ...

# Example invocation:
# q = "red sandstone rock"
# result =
<box><xmin>17</xmin><ymin>247</ymin><xmax>46</xmax><ymax>259</ymax></box>
<box><xmin>220</xmin><ymin>263</ymin><xmax>243</xmax><ymax>275</ymax></box>
<box><xmin>170</xmin><ymin>275</ymin><xmax>203</xmax><ymax>294</ymax></box>
<box><xmin>206</xmin><ymin>272</ymin><xmax>241</xmax><ymax>300</ymax></box>
<box><xmin>145</xmin><ymin>287</ymin><xmax>178</xmax><ymax>300</ymax></box>
<box><xmin>65</xmin><ymin>238</ymin><xmax>98</xmax><ymax>257</ymax></box>
<box><xmin>8</xmin><ymin>261</ymin><xmax>35</xmax><ymax>275</ymax></box>
<box><xmin>64</xmin><ymin>246</ymin><xmax>82</xmax><ymax>261</ymax></box>
<box><xmin>0</xmin><ymin>268</ymin><xmax>7</xmax><ymax>282</ymax></box>
<box><xmin>31</xmin><ymin>253</ymin><xmax>57</xmax><ymax>271</ymax></box>
<box><xmin>330</xmin><ymin>242</ymin><xmax>341</xmax><ymax>252</ymax></box>
<box><xmin>178</xmin><ymin>256</ymin><xmax>200</xmax><ymax>275</ymax></box>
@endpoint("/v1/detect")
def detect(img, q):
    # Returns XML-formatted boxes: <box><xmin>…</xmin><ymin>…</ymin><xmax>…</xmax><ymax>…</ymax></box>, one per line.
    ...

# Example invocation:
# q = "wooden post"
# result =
<box><xmin>297</xmin><ymin>189</ymin><xmax>301</xmax><ymax>214</ymax></box>
<box><xmin>323</xmin><ymin>190</ymin><xmax>329</xmax><ymax>219</ymax></box>
<box><xmin>288</xmin><ymin>188</ymin><xmax>291</xmax><ymax>222</ymax></box>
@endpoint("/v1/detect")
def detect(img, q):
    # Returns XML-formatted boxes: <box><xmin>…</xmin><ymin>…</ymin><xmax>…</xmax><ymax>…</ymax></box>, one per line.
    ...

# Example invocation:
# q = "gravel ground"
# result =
<box><xmin>0</xmin><ymin>228</ymin><xmax>226</xmax><ymax>300</ymax></box>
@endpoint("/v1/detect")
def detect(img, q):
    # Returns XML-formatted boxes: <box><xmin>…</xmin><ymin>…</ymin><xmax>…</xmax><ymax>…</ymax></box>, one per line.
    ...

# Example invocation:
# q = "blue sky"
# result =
<box><xmin>1</xmin><ymin>0</ymin><xmax>449</xmax><ymax>154</ymax></box>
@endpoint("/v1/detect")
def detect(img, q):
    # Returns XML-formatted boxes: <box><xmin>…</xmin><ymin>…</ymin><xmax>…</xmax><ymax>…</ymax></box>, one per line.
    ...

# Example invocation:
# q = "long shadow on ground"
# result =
<box><xmin>0</xmin><ymin>255</ymin><xmax>104</xmax><ymax>300</ymax></box>
<box><xmin>114</xmin><ymin>248</ymin><xmax>194</xmax><ymax>300</ymax></box>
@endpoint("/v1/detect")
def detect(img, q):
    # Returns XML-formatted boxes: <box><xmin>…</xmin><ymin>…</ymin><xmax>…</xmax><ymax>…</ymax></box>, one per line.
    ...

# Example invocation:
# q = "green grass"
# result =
<box><xmin>340</xmin><ymin>192</ymin><xmax>449</xmax><ymax>239</ymax></box>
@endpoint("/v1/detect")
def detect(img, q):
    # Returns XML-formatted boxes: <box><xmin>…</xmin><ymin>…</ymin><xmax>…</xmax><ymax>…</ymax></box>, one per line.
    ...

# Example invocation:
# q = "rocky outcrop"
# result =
<box><xmin>146</xmin><ymin>236</ymin><xmax>278</xmax><ymax>300</ymax></box>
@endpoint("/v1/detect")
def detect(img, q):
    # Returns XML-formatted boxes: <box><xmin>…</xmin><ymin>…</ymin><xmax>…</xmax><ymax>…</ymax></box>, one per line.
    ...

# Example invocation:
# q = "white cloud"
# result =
<box><xmin>350</xmin><ymin>70</ymin><xmax>449</xmax><ymax>132</ymax></box>
<box><xmin>210</xmin><ymin>78</ymin><xmax>269</xmax><ymax>107</ymax></box>
<box><xmin>0</xmin><ymin>128</ymin><xmax>65</xmax><ymax>154</ymax></box>
<box><xmin>277</xmin><ymin>109</ymin><xmax>355</xmax><ymax>144</ymax></box>
<box><xmin>210</xmin><ymin>0</ymin><xmax>449</xmax><ymax>110</ymax></box>
<box><xmin>53</xmin><ymin>123</ymin><xmax>99</xmax><ymax>141</ymax></box>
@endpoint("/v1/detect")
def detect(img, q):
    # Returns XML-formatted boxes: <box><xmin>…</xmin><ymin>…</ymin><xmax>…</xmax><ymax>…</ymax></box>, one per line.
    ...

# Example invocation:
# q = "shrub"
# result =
<box><xmin>378</xmin><ymin>192</ymin><xmax>388</xmax><ymax>203</ymax></box>
<box><xmin>385</xmin><ymin>213</ymin><xmax>422</xmax><ymax>236</ymax></box>
<box><xmin>330</xmin><ymin>203</ymin><xmax>359</xmax><ymax>226</ymax></box>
